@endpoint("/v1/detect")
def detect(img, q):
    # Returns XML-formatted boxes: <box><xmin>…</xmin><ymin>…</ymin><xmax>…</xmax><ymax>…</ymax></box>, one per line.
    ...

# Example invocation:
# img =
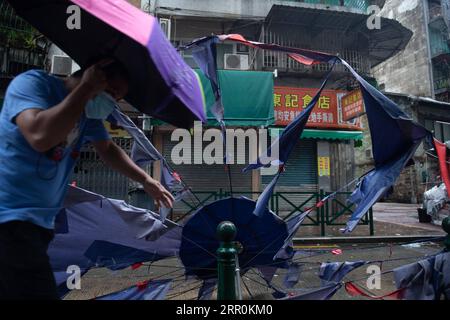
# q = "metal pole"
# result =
<box><xmin>443</xmin><ymin>217</ymin><xmax>450</xmax><ymax>251</ymax></box>
<box><xmin>320</xmin><ymin>189</ymin><xmax>325</xmax><ymax>236</ymax></box>
<box><xmin>369</xmin><ymin>207</ymin><xmax>374</xmax><ymax>236</ymax></box>
<box><xmin>217</xmin><ymin>221</ymin><xmax>238</xmax><ymax>300</ymax></box>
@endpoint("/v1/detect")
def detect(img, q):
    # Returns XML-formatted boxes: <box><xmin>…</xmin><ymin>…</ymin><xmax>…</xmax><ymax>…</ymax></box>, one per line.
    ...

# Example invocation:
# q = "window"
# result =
<box><xmin>425</xmin><ymin>119</ymin><xmax>450</xmax><ymax>142</ymax></box>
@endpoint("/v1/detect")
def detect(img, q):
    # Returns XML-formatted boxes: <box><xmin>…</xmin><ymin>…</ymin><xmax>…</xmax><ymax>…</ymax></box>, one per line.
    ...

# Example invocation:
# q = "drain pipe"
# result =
<box><xmin>423</xmin><ymin>0</ymin><xmax>437</xmax><ymax>99</ymax></box>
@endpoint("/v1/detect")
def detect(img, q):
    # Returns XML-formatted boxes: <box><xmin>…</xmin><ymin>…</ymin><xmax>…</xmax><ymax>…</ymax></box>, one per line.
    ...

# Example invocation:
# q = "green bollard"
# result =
<box><xmin>217</xmin><ymin>221</ymin><xmax>237</xmax><ymax>300</ymax></box>
<box><xmin>442</xmin><ymin>217</ymin><xmax>450</xmax><ymax>252</ymax></box>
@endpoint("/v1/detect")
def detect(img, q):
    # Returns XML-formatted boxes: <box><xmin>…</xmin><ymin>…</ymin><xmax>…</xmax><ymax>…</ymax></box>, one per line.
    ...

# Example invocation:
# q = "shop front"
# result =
<box><xmin>265</xmin><ymin>86</ymin><xmax>364</xmax><ymax>201</ymax></box>
<box><xmin>152</xmin><ymin>69</ymin><xmax>275</xmax><ymax>212</ymax></box>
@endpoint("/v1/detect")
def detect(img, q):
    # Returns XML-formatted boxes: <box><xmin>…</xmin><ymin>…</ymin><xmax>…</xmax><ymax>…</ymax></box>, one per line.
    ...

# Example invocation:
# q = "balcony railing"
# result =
<box><xmin>284</xmin><ymin>0</ymin><xmax>371</xmax><ymax>12</ymax></box>
<box><xmin>429</xmin><ymin>1</ymin><xmax>450</xmax><ymax>30</ymax></box>
<box><xmin>0</xmin><ymin>46</ymin><xmax>46</xmax><ymax>78</ymax></box>
<box><xmin>434</xmin><ymin>76</ymin><xmax>450</xmax><ymax>93</ymax></box>
<box><xmin>260</xmin><ymin>30</ymin><xmax>371</xmax><ymax>75</ymax></box>
<box><xmin>0</xmin><ymin>0</ymin><xmax>33</xmax><ymax>32</ymax></box>
<box><xmin>262</xmin><ymin>48</ymin><xmax>370</xmax><ymax>75</ymax></box>
<box><xmin>430</xmin><ymin>27</ymin><xmax>450</xmax><ymax>58</ymax></box>
<box><xmin>0</xmin><ymin>1</ymin><xmax>46</xmax><ymax>77</ymax></box>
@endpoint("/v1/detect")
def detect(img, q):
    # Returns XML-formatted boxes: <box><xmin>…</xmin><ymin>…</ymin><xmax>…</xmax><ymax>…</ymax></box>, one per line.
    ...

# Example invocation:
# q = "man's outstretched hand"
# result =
<box><xmin>143</xmin><ymin>177</ymin><xmax>175</xmax><ymax>210</ymax></box>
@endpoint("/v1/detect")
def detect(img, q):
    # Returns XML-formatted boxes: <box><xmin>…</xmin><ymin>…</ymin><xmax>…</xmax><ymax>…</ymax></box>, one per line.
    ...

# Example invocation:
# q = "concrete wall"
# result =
<box><xmin>354</xmin><ymin>93</ymin><xmax>450</xmax><ymax>203</ymax></box>
<box><xmin>372</xmin><ymin>0</ymin><xmax>433</xmax><ymax>97</ymax></box>
<box><xmin>147</xmin><ymin>0</ymin><xmax>368</xmax><ymax>18</ymax></box>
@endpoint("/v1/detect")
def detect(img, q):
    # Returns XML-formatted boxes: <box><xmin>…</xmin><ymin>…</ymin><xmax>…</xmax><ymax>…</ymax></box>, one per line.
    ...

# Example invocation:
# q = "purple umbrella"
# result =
<box><xmin>7</xmin><ymin>0</ymin><xmax>206</xmax><ymax>129</ymax></box>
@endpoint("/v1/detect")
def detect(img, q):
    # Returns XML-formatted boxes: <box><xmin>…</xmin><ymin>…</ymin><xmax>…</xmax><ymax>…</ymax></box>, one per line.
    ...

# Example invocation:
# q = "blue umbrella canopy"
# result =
<box><xmin>179</xmin><ymin>197</ymin><xmax>289</xmax><ymax>280</ymax></box>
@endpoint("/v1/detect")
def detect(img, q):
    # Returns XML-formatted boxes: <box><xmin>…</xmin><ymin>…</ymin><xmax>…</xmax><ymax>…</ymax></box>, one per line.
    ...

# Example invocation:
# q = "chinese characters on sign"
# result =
<box><xmin>341</xmin><ymin>89</ymin><xmax>365</xmax><ymax>122</ymax></box>
<box><xmin>274</xmin><ymin>87</ymin><xmax>363</xmax><ymax>130</ymax></box>
<box><xmin>103</xmin><ymin>121</ymin><xmax>131</xmax><ymax>138</ymax></box>
<box><xmin>274</xmin><ymin>87</ymin><xmax>338</xmax><ymax>127</ymax></box>
<box><xmin>318</xmin><ymin>157</ymin><xmax>331</xmax><ymax>177</ymax></box>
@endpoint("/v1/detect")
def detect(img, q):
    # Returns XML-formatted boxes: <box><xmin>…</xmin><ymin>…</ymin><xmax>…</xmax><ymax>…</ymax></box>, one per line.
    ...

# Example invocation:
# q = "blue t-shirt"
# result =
<box><xmin>0</xmin><ymin>69</ymin><xmax>110</xmax><ymax>229</ymax></box>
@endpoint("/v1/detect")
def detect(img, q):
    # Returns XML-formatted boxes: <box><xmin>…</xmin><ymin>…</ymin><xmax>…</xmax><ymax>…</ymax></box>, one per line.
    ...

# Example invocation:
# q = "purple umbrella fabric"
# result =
<box><xmin>7</xmin><ymin>0</ymin><xmax>206</xmax><ymax>128</ymax></box>
<box><xmin>319</xmin><ymin>261</ymin><xmax>367</xmax><ymax>285</ymax></box>
<box><xmin>280</xmin><ymin>283</ymin><xmax>342</xmax><ymax>300</ymax></box>
<box><xmin>394</xmin><ymin>252</ymin><xmax>450</xmax><ymax>300</ymax></box>
<box><xmin>283</xmin><ymin>263</ymin><xmax>302</xmax><ymax>289</ymax></box>
<box><xmin>106</xmin><ymin>107</ymin><xmax>191</xmax><ymax>222</ymax></box>
<box><xmin>49</xmin><ymin>186</ymin><xmax>182</xmax><ymax>297</ymax></box>
<box><xmin>95</xmin><ymin>279</ymin><xmax>172</xmax><ymax>300</ymax></box>
<box><xmin>107</xmin><ymin>108</ymin><xmax>163</xmax><ymax>167</ymax></box>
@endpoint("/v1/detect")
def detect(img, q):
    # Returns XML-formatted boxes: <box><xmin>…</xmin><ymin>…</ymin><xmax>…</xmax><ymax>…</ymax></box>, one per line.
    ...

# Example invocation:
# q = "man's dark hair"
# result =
<box><xmin>71</xmin><ymin>55</ymin><xmax>129</xmax><ymax>82</ymax></box>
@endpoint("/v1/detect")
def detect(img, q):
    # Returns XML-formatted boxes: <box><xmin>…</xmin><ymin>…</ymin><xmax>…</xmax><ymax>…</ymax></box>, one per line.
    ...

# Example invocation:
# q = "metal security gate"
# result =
<box><xmin>71</xmin><ymin>138</ymin><xmax>134</xmax><ymax>200</ymax></box>
<box><xmin>262</xmin><ymin>138</ymin><xmax>318</xmax><ymax>218</ymax></box>
<box><xmin>162</xmin><ymin>132</ymin><xmax>253</xmax><ymax>214</ymax></box>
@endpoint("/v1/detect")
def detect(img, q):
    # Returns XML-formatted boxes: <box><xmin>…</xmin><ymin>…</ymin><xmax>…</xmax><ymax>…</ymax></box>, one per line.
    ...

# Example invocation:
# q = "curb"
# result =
<box><xmin>292</xmin><ymin>234</ymin><xmax>445</xmax><ymax>245</ymax></box>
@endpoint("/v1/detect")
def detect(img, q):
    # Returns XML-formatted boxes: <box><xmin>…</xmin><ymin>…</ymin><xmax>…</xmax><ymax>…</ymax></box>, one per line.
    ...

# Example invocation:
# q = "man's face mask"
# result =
<box><xmin>85</xmin><ymin>92</ymin><xmax>117</xmax><ymax>120</ymax></box>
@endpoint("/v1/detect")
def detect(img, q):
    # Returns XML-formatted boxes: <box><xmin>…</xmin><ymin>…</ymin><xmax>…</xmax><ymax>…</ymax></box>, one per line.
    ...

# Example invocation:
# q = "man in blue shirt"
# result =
<box><xmin>0</xmin><ymin>58</ymin><xmax>174</xmax><ymax>299</ymax></box>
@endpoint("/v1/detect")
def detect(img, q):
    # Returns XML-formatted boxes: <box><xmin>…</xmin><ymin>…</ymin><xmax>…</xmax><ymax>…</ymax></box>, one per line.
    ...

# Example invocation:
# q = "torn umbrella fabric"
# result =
<box><xmin>393</xmin><ymin>252</ymin><xmax>450</xmax><ymax>300</ymax></box>
<box><xmin>49</xmin><ymin>186</ymin><xmax>182</xmax><ymax>297</ymax></box>
<box><xmin>338</xmin><ymin>60</ymin><xmax>431</xmax><ymax>233</ymax></box>
<box><xmin>95</xmin><ymin>279</ymin><xmax>172</xmax><ymax>300</ymax></box>
<box><xmin>319</xmin><ymin>261</ymin><xmax>367</xmax><ymax>285</ymax></box>
<box><xmin>243</xmin><ymin>63</ymin><xmax>335</xmax><ymax>172</ymax></box>
<box><xmin>217</xmin><ymin>34</ymin><xmax>339</xmax><ymax>65</ymax></box>
<box><xmin>181</xmin><ymin>36</ymin><xmax>224</xmax><ymax>123</ymax></box>
<box><xmin>245</xmin><ymin>64</ymin><xmax>336</xmax><ymax>217</ymax></box>
<box><xmin>280</xmin><ymin>283</ymin><xmax>342</xmax><ymax>300</ymax></box>
<box><xmin>182</xmin><ymin>36</ymin><xmax>220</xmax><ymax>100</ymax></box>
<box><xmin>258</xmin><ymin>266</ymin><xmax>278</xmax><ymax>284</ymax></box>
<box><xmin>183</xmin><ymin>34</ymin><xmax>430</xmax><ymax>230</ymax></box>
<box><xmin>107</xmin><ymin>108</ymin><xmax>191</xmax><ymax>220</ymax></box>
<box><xmin>159</xmin><ymin>162</ymin><xmax>190</xmax><ymax>222</ymax></box>
<box><xmin>107</xmin><ymin>108</ymin><xmax>163</xmax><ymax>167</ymax></box>
<box><xmin>283</xmin><ymin>263</ymin><xmax>302</xmax><ymax>289</ymax></box>
<box><xmin>343</xmin><ymin>145</ymin><xmax>420</xmax><ymax>233</ymax></box>
<box><xmin>274</xmin><ymin>209</ymin><xmax>313</xmax><ymax>260</ymax></box>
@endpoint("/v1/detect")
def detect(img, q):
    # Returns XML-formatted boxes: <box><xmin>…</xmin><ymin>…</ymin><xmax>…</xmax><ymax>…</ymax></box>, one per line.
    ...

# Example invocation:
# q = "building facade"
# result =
<box><xmin>0</xmin><ymin>0</ymin><xmax>47</xmax><ymax>106</ymax></box>
<box><xmin>360</xmin><ymin>0</ymin><xmax>450</xmax><ymax>203</ymax></box>
<box><xmin>139</xmin><ymin>0</ymin><xmax>411</xmax><ymax>214</ymax></box>
<box><xmin>373</xmin><ymin>0</ymin><xmax>450</xmax><ymax>102</ymax></box>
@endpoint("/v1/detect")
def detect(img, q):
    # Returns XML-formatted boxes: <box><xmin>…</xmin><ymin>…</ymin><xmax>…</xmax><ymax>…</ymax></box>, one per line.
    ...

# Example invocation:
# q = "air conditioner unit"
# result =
<box><xmin>50</xmin><ymin>55</ymin><xmax>73</xmax><ymax>76</ymax></box>
<box><xmin>159</xmin><ymin>18</ymin><xmax>171</xmax><ymax>41</ymax></box>
<box><xmin>224</xmin><ymin>53</ymin><xmax>249</xmax><ymax>70</ymax></box>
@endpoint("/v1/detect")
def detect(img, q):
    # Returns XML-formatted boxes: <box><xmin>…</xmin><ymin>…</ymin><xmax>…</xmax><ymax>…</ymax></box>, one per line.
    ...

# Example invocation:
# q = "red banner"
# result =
<box><xmin>274</xmin><ymin>87</ymin><xmax>361</xmax><ymax>130</ymax></box>
<box><xmin>434</xmin><ymin>138</ymin><xmax>450</xmax><ymax>197</ymax></box>
<box><xmin>341</xmin><ymin>89</ymin><xmax>365</xmax><ymax>121</ymax></box>
<box><xmin>345</xmin><ymin>282</ymin><xmax>404</xmax><ymax>300</ymax></box>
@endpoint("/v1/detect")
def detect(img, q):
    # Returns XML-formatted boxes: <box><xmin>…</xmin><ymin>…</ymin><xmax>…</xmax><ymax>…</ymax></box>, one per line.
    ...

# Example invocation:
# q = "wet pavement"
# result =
<box><xmin>372</xmin><ymin>203</ymin><xmax>444</xmax><ymax>232</ymax></box>
<box><xmin>64</xmin><ymin>241</ymin><xmax>445</xmax><ymax>300</ymax></box>
<box><xmin>63</xmin><ymin>201</ymin><xmax>448</xmax><ymax>300</ymax></box>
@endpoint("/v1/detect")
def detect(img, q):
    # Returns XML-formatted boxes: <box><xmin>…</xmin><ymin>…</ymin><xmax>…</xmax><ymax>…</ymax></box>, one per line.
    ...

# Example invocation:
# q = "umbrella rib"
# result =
<box><xmin>241</xmin><ymin>276</ymin><xmax>255</xmax><ymax>300</ymax></box>
<box><xmin>180</xmin><ymin>233</ymin><xmax>217</xmax><ymax>259</ymax></box>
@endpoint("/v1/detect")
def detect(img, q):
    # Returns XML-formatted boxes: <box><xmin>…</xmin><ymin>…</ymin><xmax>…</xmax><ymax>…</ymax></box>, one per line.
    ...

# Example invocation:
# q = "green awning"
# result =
<box><xmin>270</xmin><ymin>128</ymin><xmax>363</xmax><ymax>141</ymax></box>
<box><xmin>151</xmin><ymin>69</ymin><xmax>275</xmax><ymax>127</ymax></box>
<box><xmin>197</xmin><ymin>69</ymin><xmax>274</xmax><ymax>126</ymax></box>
